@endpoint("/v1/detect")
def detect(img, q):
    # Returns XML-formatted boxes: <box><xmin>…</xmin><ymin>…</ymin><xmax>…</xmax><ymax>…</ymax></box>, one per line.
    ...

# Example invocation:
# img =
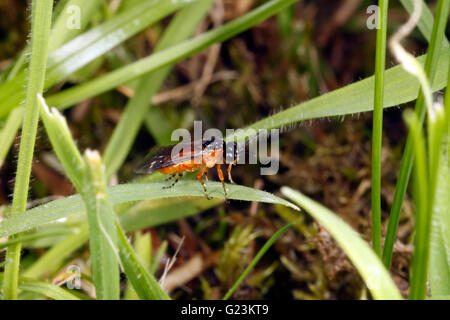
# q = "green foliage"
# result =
<box><xmin>3</xmin><ymin>0</ymin><xmax>54</xmax><ymax>300</ymax></box>
<box><xmin>282</xmin><ymin>187</ymin><xmax>402</xmax><ymax>300</ymax></box>
<box><xmin>0</xmin><ymin>0</ymin><xmax>449</xmax><ymax>300</ymax></box>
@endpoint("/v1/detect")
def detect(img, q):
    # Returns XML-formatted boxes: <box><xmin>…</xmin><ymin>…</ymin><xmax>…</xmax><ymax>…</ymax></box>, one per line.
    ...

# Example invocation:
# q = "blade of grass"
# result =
<box><xmin>83</xmin><ymin>150</ymin><xmax>120</xmax><ymax>300</ymax></box>
<box><xmin>38</xmin><ymin>95</ymin><xmax>86</xmax><ymax>191</ymax></box>
<box><xmin>2</xmin><ymin>0</ymin><xmax>54</xmax><ymax>300</ymax></box>
<box><xmin>225</xmin><ymin>48</ymin><xmax>448</xmax><ymax>143</ymax></box>
<box><xmin>382</xmin><ymin>0</ymin><xmax>450</xmax><ymax>269</ymax></box>
<box><xmin>5</xmin><ymin>0</ymin><xmax>104</xmax><ymax>82</ymax></box>
<box><xmin>0</xmin><ymin>229</ymin><xmax>76</xmax><ymax>250</ymax></box>
<box><xmin>120</xmin><ymin>198</ymin><xmax>222</xmax><ymax>232</ymax></box>
<box><xmin>0</xmin><ymin>181</ymin><xmax>299</xmax><ymax>239</ymax></box>
<box><xmin>429</xmin><ymin>131</ymin><xmax>450</xmax><ymax>296</ymax></box>
<box><xmin>45</xmin><ymin>44</ymin><xmax>449</xmax><ymax>122</ymax></box>
<box><xmin>0</xmin><ymin>274</ymin><xmax>80</xmax><ymax>300</ymax></box>
<box><xmin>23</xmin><ymin>225</ymin><xmax>89</xmax><ymax>279</ymax></box>
<box><xmin>403</xmin><ymin>110</ymin><xmax>429</xmax><ymax>300</ymax></box>
<box><xmin>39</xmin><ymin>94</ymin><xmax>120</xmax><ymax>299</ymax></box>
<box><xmin>222</xmin><ymin>222</ymin><xmax>294</xmax><ymax>300</ymax></box>
<box><xmin>0</xmin><ymin>0</ymin><xmax>104</xmax><ymax>165</ymax></box>
<box><xmin>124</xmin><ymin>231</ymin><xmax>151</xmax><ymax>300</ymax></box>
<box><xmin>30</xmin><ymin>96</ymin><xmax>170</xmax><ymax>297</ymax></box>
<box><xmin>429</xmin><ymin>53</ymin><xmax>450</xmax><ymax>297</ymax></box>
<box><xmin>116</xmin><ymin>219</ymin><xmax>170</xmax><ymax>300</ymax></box>
<box><xmin>371</xmin><ymin>0</ymin><xmax>389</xmax><ymax>257</ymax></box>
<box><xmin>45</xmin><ymin>0</ymin><xmax>299</xmax><ymax>109</ymax></box>
<box><xmin>0</xmin><ymin>107</ymin><xmax>23</xmax><ymax>168</ymax></box>
<box><xmin>48</xmin><ymin>0</ymin><xmax>103</xmax><ymax>52</ymax></box>
<box><xmin>0</xmin><ymin>0</ymin><xmax>192</xmax><ymax>119</ymax></box>
<box><xmin>281</xmin><ymin>187</ymin><xmax>402</xmax><ymax>300</ymax></box>
<box><xmin>103</xmin><ymin>0</ymin><xmax>215</xmax><ymax>178</ymax></box>
<box><xmin>399</xmin><ymin>0</ymin><xmax>448</xmax><ymax>45</ymax></box>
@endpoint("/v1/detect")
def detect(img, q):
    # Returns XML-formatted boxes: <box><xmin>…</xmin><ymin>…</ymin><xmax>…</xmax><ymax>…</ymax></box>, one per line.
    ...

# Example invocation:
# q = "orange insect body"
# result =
<box><xmin>157</xmin><ymin>149</ymin><xmax>223</xmax><ymax>175</ymax></box>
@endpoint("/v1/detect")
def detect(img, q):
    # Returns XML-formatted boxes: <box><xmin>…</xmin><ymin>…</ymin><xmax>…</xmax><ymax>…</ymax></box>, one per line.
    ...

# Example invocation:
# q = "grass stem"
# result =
<box><xmin>371</xmin><ymin>0</ymin><xmax>389</xmax><ymax>257</ymax></box>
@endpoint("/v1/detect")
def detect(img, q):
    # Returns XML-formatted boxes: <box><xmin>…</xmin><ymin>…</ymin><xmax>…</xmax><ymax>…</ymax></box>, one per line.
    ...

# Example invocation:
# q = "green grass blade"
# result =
<box><xmin>399</xmin><ymin>0</ymin><xmax>448</xmax><ymax>45</ymax></box>
<box><xmin>223</xmin><ymin>49</ymin><xmax>448</xmax><ymax>143</ymax></box>
<box><xmin>38</xmin><ymin>95</ymin><xmax>85</xmax><ymax>191</ymax></box>
<box><xmin>0</xmin><ymin>0</ymin><xmax>191</xmax><ymax>119</ymax></box>
<box><xmin>18</xmin><ymin>279</ymin><xmax>80</xmax><ymax>300</ymax></box>
<box><xmin>120</xmin><ymin>198</ymin><xmax>222</xmax><ymax>232</ymax></box>
<box><xmin>45</xmin><ymin>0</ymin><xmax>299</xmax><ymax>109</ymax></box>
<box><xmin>429</xmin><ymin>56</ymin><xmax>450</xmax><ymax>297</ymax></box>
<box><xmin>0</xmin><ymin>275</ymin><xmax>80</xmax><ymax>300</ymax></box>
<box><xmin>23</xmin><ymin>225</ymin><xmax>89</xmax><ymax>279</ymax></box>
<box><xmin>44</xmin><ymin>0</ymin><xmax>189</xmax><ymax>86</ymax></box>
<box><xmin>3</xmin><ymin>0</ymin><xmax>54</xmax><ymax>300</ymax></box>
<box><xmin>0</xmin><ymin>181</ymin><xmax>298</xmax><ymax>239</ymax></box>
<box><xmin>23</xmin><ymin>198</ymin><xmax>218</xmax><ymax>280</ymax></box>
<box><xmin>48</xmin><ymin>0</ymin><xmax>103</xmax><ymax>52</ymax></box>
<box><xmin>281</xmin><ymin>187</ymin><xmax>402</xmax><ymax>300</ymax></box>
<box><xmin>402</xmin><ymin>111</ymin><xmax>430</xmax><ymax>300</ymax></box>
<box><xmin>83</xmin><ymin>150</ymin><xmax>120</xmax><ymax>300</ymax></box>
<box><xmin>222</xmin><ymin>222</ymin><xmax>293</xmax><ymax>300</ymax></box>
<box><xmin>103</xmin><ymin>0</ymin><xmax>215</xmax><ymax>178</ymax></box>
<box><xmin>371</xmin><ymin>0</ymin><xmax>389</xmax><ymax>257</ymax></box>
<box><xmin>382</xmin><ymin>0</ymin><xmax>450</xmax><ymax>269</ymax></box>
<box><xmin>39</xmin><ymin>94</ymin><xmax>120</xmax><ymax>299</ymax></box>
<box><xmin>116</xmin><ymin>220</ymin><xmax>170</xmax><ymax>300</ymax></box>
<box><xmin>0</xmin><ymin>107</ymin><xmax>23</xmax><ymax>167</ymax></box>
<box><xmin>0</xmin><ymin>0</ymin><xmax>104</xmax><ymax>163</ymax></box>
<box><xmin>0</xmin><ymin>229</ymin><xmax>76</xmax><ymax>250</ymax></box>
<box><xmin>429</xmin><ymin>133</ymin><xmax>450</xmax><ymax>297</ymax></box>
<box><xmin>124</xmin><ymin>231</ymin><xmax>151</xmax><ymax>300</ymax></box>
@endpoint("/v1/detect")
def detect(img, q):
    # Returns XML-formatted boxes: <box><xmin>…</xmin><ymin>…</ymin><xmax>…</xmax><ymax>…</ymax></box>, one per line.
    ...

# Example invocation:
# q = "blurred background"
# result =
<box><xmin>0</xmin><ymin>0</ymin><xmax>444</xmax><ymax>299</ymax></box>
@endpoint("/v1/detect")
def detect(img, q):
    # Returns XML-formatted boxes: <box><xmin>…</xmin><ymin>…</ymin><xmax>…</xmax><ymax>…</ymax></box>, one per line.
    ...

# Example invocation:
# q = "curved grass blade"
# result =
<box><xmin>281</xmin><ymin>187</ymin><xmax>402</xmax><ymax>300</ymax></box>
<box><xmin>232</xmin><ymin>49</ymin><xmax>449</xmax><ymax>138</ymax></box>
<box><xmin>0</xmin><ymin>181</ymin><xmax>299</xmax><ymax>239</ymax></box>
<box><xmin>222</xmin><ymin>222</ymin><xmax>294</xmax><ymax>300</ymax></box>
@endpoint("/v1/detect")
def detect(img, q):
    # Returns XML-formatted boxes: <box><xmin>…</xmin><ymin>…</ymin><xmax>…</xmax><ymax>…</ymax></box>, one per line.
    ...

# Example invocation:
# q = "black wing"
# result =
<box><xmin>135</xmin><ymin>142</ymin><xmax>203</xmax><ymax>174</ymax></box>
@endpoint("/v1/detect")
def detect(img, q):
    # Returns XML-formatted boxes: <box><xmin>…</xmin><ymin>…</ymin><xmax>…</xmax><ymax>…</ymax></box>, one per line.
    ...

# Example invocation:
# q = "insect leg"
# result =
<box><xmin>163</xmin><ymin>173</ymin><xmax>180</xmax><ymax>189</ymax></box>
<box><xmin>217</xmin><ymin>164</ymin><xmax>227</xmax><ymax>198</ymax></box>
<box><xmin>197</xmin><ymin>166</ymin><xmax>211</xmax><ymax>200</ymax></box>
<box><xmin>227</xmin><ymin>163</ymin><xmax>235</xmax><ymax>184</ymax></box>
<box><xmin>164</xmin><ymin>174</ymin><xmax>176</xmax><ymax>182</ymax></box>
